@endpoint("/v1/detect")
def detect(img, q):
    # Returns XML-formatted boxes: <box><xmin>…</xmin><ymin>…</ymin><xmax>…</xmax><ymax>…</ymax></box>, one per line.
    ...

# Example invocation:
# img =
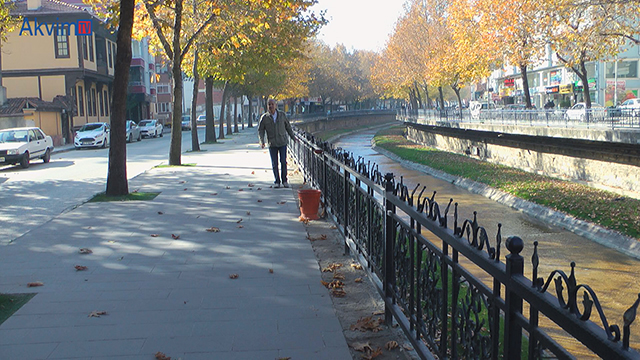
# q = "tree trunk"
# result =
<box><xmin>248</xmin><ymin>96</ymin><xmax>253</xmax><ymax>127</ymax></box>
<box><xmin>205</xmin><ymin>76</ymin><xmax>216</xmax><ymax>142</ymax></box>
<box><xmin>438</xmin><ymin>86</ymin><xmax>445</xmax><ymax>111</ymax></box>
<box><xmin>218</xmin><ymin>81</ymin><xmax>227</xmax><ymax>139</ymax></box>
<box><xmin>105</xmin><ymin>0</ymin><xmax>134</xmax><ymax>196</ymax></box>
<box><xmin>452</xmin><ymin>84</ymin><xmax>462</xmax><ymax>119</ymax></box>
<box><xmin>423</xmin><ymin>82</ymin><xmax>431</xmax><ymax>109</ymax></box>
<box><xmin>414</xmin><ymin>82</ymin><xmax>423</xmax><ymax>109</ymax></box>
<box><xmin>226</xmin><ymin>97</ymin><xmax>232</xmax><ymax>135</ymax></box>
<box><xmin>241</xmin><ymin>95</ymin><xmax>244</xmax><ymax>130</ymax></box>
<box><xmin>578</xmin><ymin>60</ymin><xmax>591</xmax><ymax>109</ymax></box>
<box><xmin>233</xmin><ymin>96</ymin><xmax>238</xmax><ymax>133</ymax></box>
<box><xmin>520</xmin><ymin>64</ymin><xmax>533</xmax><ymax>109</ymax></box>
<box><xmin>190</xmin><ymin>48</ymin><xmax>200</xmax><ymax>151</ymax></box>
<box><xmin>168</xmin><ymin>0</ymin><xmax>185</xmax><ymax>165</ymax></box>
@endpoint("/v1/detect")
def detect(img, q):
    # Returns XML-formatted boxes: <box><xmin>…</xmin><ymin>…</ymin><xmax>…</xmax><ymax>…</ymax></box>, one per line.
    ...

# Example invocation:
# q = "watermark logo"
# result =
<box><xmin>19</xmin><ymin>18</ymin><xmax>92</xmax><ymax>36</ymax></box>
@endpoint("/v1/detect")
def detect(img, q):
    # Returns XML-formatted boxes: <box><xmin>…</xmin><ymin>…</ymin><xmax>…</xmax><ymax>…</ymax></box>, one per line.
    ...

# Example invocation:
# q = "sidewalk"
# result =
<box><xmin>0</xmin><ymin>130</ymin><xmax>352</xmax><ymax>359</ymax></box>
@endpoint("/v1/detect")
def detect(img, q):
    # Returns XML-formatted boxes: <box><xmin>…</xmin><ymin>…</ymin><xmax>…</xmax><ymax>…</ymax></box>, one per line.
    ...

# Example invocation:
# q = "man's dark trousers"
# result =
<box><xmin>269</xmin><ymin>145</ymin><xmax>288</xmax><ymax>184</ymax></box>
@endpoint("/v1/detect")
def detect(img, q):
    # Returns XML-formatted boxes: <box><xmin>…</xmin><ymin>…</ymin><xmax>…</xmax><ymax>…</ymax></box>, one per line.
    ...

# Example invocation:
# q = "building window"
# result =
<box><xmin>88</xmin><ymin>34</ymin><xmax>94</xmax><ymax>62</ymax></box>
<box><xmin>606</xmin><ymin>60</ymin><xmax>639</xmax><ymax>79</ymax></box>
<box><xmin>159</xmin><ymin>102</ymin><xmax>171</xmax><ymax>113</ymax></box>
<box><xmin>54</xmin><ymin>26</ymin><xmax>69</xmax><ymax>58</ymax></box>
<box><xmin>157</xmin><ymin>84</ymin><xmax>170</xmax><ymax>94</ymax></box>
<box><xmin>82</xmin><ymin>37</ymin><xmax>88</xmax><ymax>60</ymax></box>
<box><xmin>86</xmin><ymin>89</ymin><xmax>92</xmax><ymax>116</ymax></box>
<box><xmin>107</xmin><ymin>41</ymin><xmax>113</xmax><ymax>68</ymax></box>
<box><xmin>77</xmin><ymin>86</ymin><xmax>85</xmax><ymax>116</ymax></box>
<box><xmin>91</xmin><ymin>88</ymin><xmax>97</xmax><ymax>116</ymax></box>
<box><xmin>99</xmin><ymin>89</ymin><xmax>104</xmax><ymax>116</ymax></box>
<box><xmin>104</xmin><ymin>90</ymin><xmax>109</xmax><ymax>116</ymax></box>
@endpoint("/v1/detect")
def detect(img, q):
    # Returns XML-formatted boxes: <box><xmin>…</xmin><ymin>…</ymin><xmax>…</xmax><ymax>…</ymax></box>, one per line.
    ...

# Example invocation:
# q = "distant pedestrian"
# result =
<box><xmin>258</xmin><ymin>99</ymin><xmax>296</xmax><ymax>188</ymax></box>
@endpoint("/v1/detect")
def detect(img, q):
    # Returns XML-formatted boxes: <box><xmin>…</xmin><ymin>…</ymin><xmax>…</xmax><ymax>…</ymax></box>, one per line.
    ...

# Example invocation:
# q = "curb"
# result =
<box><xmin>371</xmin><ymin>143</ymin><xmax>640</xmax><ymax>261</ymax></box>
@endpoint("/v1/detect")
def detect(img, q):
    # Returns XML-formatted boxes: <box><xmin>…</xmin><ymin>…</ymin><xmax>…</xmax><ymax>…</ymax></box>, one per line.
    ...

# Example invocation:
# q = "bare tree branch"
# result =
<box><xmin>145</xmin><ymin>1</ymin><xmax>174</xmax><ymax>60</ymax></box>
<box><xmin>180</xmin><ymin>12</ymin><xmax>219</xmax><ymax>60</ymax></box>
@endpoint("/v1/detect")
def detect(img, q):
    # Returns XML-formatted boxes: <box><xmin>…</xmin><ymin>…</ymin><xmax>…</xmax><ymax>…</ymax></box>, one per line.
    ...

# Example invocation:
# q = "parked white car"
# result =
<box><xmin>139</xmin><ymin>119</ymin><xmax>163</xmax><ymax>138</ymax></box>
<box><xmin>563</xmin><ymin>103</ymin><xmax>606</xmax><ymax>121</ymax></box>
<box><xmin>0</xmin><ymin>127</ymin><xmax>54</xmax><ymax>168</ymax></box>
<box><xmin>619</xmin><ymin>98</ymin><xmax>640</xmax><ymax>116</ymax></box>
<box><xmin>74</xmin><ymin>122</ymin><xmax>110</xmax><ymax>149</ymax></box>
<box><xmin>126</xmin><ymin>120</ymin><xmax>142</xmax><ymax>143</ymax></box>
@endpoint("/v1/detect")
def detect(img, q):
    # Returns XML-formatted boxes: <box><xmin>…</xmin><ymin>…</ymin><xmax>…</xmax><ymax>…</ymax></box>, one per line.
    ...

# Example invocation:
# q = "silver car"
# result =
<box><xmin>126</xmin><ymin>120</ymin><xmax>142</xmax><ymax>142</ymax></box>
<box><xmin>139</xmin><ymin>119</ymin><xmax>163</xmax><ymax>138</ymax></box>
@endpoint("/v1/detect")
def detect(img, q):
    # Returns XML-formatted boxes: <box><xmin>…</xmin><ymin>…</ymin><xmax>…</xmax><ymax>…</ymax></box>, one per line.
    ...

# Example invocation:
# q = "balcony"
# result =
<box><xmin>131</xmin><ymin>58</ymin><xmax>145</xmax><ymax>67</ymax></box>
<box><xmin>128</xmin><ymin>81</ymin><xmax>146</xmax><ymax>94</ymax></box>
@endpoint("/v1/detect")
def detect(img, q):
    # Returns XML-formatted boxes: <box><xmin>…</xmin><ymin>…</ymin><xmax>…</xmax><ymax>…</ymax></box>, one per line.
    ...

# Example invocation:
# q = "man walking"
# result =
<box><xmin>258</xmin><ymin>99</ymin><xmax>296</xmax><ymax>188</ymax></box>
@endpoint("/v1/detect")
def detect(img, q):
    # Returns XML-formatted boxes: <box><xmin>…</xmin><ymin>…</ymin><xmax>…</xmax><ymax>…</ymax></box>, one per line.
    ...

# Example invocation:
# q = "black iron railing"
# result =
<box><xmin>289</xmin><ymin>128</ymin><xmax>640</xmax><ymax>360</ymax></box>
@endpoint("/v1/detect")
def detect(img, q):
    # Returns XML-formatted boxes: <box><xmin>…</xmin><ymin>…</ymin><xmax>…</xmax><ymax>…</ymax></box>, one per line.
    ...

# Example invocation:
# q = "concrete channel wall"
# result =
<box><xmin>405</xmin><ymin>122</ymin><xmax>640</xmax><ymax>197</ymax></box>
<box><xmin>292</xmin><ymin>112</ymin><xmax>395</xmax><ymax>134</ymax></box>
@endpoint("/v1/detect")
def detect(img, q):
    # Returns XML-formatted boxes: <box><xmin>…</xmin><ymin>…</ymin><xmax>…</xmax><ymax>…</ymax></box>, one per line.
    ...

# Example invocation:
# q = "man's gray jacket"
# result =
<box><xmin>258</xmin><ymin>110</ymin><xmax>295</xmax><ymax>147</ymax></box>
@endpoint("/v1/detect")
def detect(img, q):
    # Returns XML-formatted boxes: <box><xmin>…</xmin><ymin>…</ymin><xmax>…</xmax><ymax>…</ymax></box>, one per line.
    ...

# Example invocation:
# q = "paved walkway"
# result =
<box><xmin>0</xmin><ymin>130</ymin><xmax>352</xmax><ymax>359</ymax></box>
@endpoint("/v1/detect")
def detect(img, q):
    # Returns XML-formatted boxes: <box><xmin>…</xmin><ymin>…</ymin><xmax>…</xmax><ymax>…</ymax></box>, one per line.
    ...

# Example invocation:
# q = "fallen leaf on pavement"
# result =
<box><xmin>211</xmin><ymin>193</ymin><xmax>218</xmax><ymax>196</ymax></box>
<box><xmin>171</xmin><ymin>234</ymin><xmax>180</xmax><ymax>240</ymax></box>
<box><xmin>155</xmin><ymin>351</ymin><xmax>171</xmax><ymax>360</ymax></box>
<box><xmin>330</xmin><ymin>225</ymin><xmax>337</xmax><ymax>229</ymax></box>
<box><xmin>150</xmin><ymin>234</ymin><xmax>160</xmax><ymax>237</ymax></box>
<box><xmin>402</xmin><ymin>344</ymin><xmax>414</xmax><ymax>351</ymax></box>
<box><xmin>257</xmin><ymin>188</ymin><xmax>262</xmax><ymax>190</ymax></box>
<box><xmin>158</xmin><ymin>211</ymin><xmax>164</xmax><ymax>215</ymax></box>
<box><xmin>27</xmin><ymin>282</ymin><xmax>44</xmax><ymax>287</ymax></box>
<box><xmin>79</xmin><ymin>248</ymin><xmax>93</xmax><ymax>254</ymax></box>
<box><xmin>355</xmin><ymin>278</ymin><xmax>363</xmax><ymax>283</ymax></box>
<box><xmin>238</xmin><ymin>189</ymin><xmax>244</xmax><ymax>191</ymax></box>
<box><xmin>257</xmin><ymin>200</ymin><xmax>263</xmax><ymax>203</ymax></box>
<box><xmin>269</xmin><ymin>269</ymin><xmax>274</xmax><ymax>273</ymax></box>
<box><xmin>330</xmin><ymin>288</ymin><xmax>346</xmax><ymax>297</ymax></box>
<box><xmin>333</xmin><ymin>273</ymin><xmax>345</xmax><ymax>280</ymax></box>
<box><xmin>237</xmin><ymin>225</ymin><xmax>244</xmax><ymax>228</ymax></box>
<box><xmin>277</xmin><ymin>357</ymin><xmax>291</xmax><ymax>360</ymax></box>
<box><xmin>183</xmin><ymin>188</ymin><xmax>188</xmax><ymax>191</ymax></box>
<box><xmin>322</xmin><ymin>263</ymin><xmax>342</xmax><ymax>272</ymax></box>
<box><xmin>108</xmin><ymin>240</ymin><xmax>116</xmax><ymax>243</ymax></box>
<box><xmin>363</xmin><ymin>348</ymin><xmax>383</xmax><ymax>359</ymax></box>
<box><xmin>278</xmin><ymin>201</ymin><xmax>286</xmax><ymax>205</ymax></box>
<box><xmin>206</xmin><ymin>227</ymin><xmax>220</xmax><ymax>232</ymax></box>
<box><xmin>236</xmin><ymin>218</ymin><xmax>243</xmax><ymax>223</ymax></box>
<box><xmin>385</xmin><ymin>341</ymin><xmax>399</xmax><ymax>350</ymax></box>
<box><xmin>251</xmin><ymin>171</ymin><xmax>255</xmax><ymax>175</ymax></box>
<box><xmin>299</xmin><ymin>216</ymin><xmax>310</xmax><ymax>224</ymax></box>
<box><xmin>246</xmin><ymin>211</ymin><xmax>251</xmax><ymax>215</ymax></box>
<box><xmin>229</xmin><ymin>274</ymin><xmax>239</xmax><ymax>279</ymax></box>
<box><xmin>225</xmin><ymin>186</ymin><xmax>230</xmax><ymax>189</ymax></box>
<box><xmin>88</xmin><ymin>310</ymin><xmax>107</xmax><ymax>317</ymax></box>
<box><xmin>321</xmin><ymin>280</ymin><xmax>344</xmax><ymax>289</ymax></box>
<box><xmin>179</xmin><ymin>181</ymin><xmax>186</xmax><ymax>184</ymax></box>
<box><xmin>373</xmin><ymin>310</ymin><xmax>385</xmax><ymax>315</ymax></box>
<box><xmin>248</xmin><ymin>183</ymin><xmax>255</xmax><ymax>187</ymax></box>
<box><xmin>351</xmin><ymin>263</ymin><xmax>363</xmax><ymax>270</ymax></box>
<box><xmin>351</xmin><ymin>341</ymin><xmax>374</xmax><ymax>352</ymax></box>
<box><xmin>350</xmin><ymin>316</ymin><xmax>383</xmax><ymax>332</ymax></box>
<box><xmin>75</xmin><ymin>265</ymin><xmax>88</xmax><ymax>271</ymax></box>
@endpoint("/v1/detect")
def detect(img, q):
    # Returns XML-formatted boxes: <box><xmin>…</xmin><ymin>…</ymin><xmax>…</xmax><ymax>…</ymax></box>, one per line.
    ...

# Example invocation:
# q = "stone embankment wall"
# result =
<box><xmin>405</xmin><ymin>122</ymin><xmax>640</xmax><ymax>198</ymax></box>
<box><xmin>293</xmin><ymin>113</ymin><xmax>395</xmax><ymax>134</ymax></box>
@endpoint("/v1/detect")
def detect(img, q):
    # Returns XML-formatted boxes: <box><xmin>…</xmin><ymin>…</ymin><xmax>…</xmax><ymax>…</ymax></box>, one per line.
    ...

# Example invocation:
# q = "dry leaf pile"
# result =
<box><xmin>322</xmin><ymin>263</ymin><xmax>343</xmax><ymax>272</ymax></box>
<box><xmin>206</xmin><ymin>227</ymin><xmax>220</xmax><ymax>233</ymax></box>
<box><xmin>321</xmin><ymin>279</ymin><xmax>346</xmax><ymax>297</ymax></box>
<box><xmin>351</xmin><ymin>263</ymin><xmax>364</xmax><ymax>270</ymax></box>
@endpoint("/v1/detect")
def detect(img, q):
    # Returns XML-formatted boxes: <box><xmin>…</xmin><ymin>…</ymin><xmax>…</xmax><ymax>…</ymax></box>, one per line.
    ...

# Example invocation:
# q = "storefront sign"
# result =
<box><xmin>545</xmin><ymin>85</ymin><xmax>559</xmax><ymax>94</ymax></box>
<box><xmin>559</xmin><ymin>84</ymin><xmax>573</xmax><ymax>94</ymax></box>
<box><xmin>504</xmin><ymin>78</ymin><xmax>515</xmax><ymax>87</ymax></box>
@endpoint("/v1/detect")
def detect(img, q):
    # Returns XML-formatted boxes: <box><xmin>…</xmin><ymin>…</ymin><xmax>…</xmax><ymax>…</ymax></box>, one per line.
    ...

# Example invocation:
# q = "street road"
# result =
<box><xmin>0</xmin><ymin>127</ymin><xmax>209</xmax><ymax>244</ymax></box>
<box><xmin>334</xmin><ymin>128</ymin><xmax>640</xmax><ymax>357</ymax></box>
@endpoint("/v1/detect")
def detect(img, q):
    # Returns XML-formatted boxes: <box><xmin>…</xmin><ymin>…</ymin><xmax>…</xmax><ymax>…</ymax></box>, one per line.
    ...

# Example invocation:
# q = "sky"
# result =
<box><xmin>310</xmin><ymin>0</ymin><xmax>407</xmax><ymax>52</ymax></box>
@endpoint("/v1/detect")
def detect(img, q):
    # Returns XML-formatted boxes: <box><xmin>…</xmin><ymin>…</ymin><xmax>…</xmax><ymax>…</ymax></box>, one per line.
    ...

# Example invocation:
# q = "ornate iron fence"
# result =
<box><xmin>289</xmin><ymin>128</ymin><xmax>640</xmax><ymax>360</ymax></box>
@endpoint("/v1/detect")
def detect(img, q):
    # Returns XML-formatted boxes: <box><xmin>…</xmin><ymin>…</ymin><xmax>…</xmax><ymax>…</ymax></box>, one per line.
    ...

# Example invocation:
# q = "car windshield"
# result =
<box><xmin>79</xmin><ymin>124</ymin><xmax>103</xmax><ymax>132</ymax></box>
<box><xmin>139</xmin><ymin>121</ymin><xmax>153</xmax><ymax>126</ymax></box>
<box><xmin>0</xmin><ymin>129</ymin><xmax>29</xmax><ymax>143</ymax></box>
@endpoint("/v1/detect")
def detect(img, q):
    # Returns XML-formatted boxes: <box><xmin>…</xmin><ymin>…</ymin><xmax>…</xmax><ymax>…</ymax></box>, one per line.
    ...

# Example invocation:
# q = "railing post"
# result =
<box><xmin>504</xmin><ymin>236</ymin><xmax>524</xmax><ymax>358</ymax></box>
<box><xmin>384</xmin><ymin>173</ymin><xmax>395</xmax><ymax>326</ymax></box>
<box><xmin>343</xmin><ymin>164</ymin><xmax>350</xmax><ymax>255</ymax></box>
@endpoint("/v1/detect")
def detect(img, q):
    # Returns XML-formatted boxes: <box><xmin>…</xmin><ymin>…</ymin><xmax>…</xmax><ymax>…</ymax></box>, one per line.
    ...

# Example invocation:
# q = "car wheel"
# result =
<box><xmin>137</xmin><ymin>133</ymin><xmax>142</xmax><ymax>141</ymax></box>
<box><xmin>42</xmin><ymin>148</ymin><xmax>51</xmax><ymax>163</ymax></box>
<box><xmin>127</xmin><ymin>133</ymin><xmax>132</xmax><ymax>143</ymax></box>
<box><xmin>20</xmin><ymin>152</ymin><xmax>30</xmax><ymax>169</ymax></box>
<box><xmin>154</xmin><ymin>131</ymin><xmax>157</xmax><ymax>138</ymax></box>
